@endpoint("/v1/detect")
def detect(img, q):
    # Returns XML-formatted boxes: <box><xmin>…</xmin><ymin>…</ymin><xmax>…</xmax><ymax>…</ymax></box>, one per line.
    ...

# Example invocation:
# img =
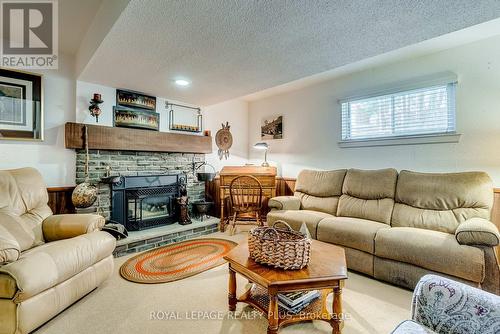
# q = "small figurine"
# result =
<box><xmin>177</xmin><ymin>185</ymin><xmax>192</xmax><ymax>225</ymax></box>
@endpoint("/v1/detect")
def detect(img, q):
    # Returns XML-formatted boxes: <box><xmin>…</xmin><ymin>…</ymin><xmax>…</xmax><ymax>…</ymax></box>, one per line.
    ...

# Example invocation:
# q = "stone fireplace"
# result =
<box><xmin>75</xmin><ymin>149</ymin><xmax>205</xmax><ymax>223</ymax></box>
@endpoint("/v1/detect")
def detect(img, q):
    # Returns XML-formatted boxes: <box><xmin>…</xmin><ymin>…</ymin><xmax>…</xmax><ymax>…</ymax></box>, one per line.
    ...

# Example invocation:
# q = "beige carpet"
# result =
<box><xmin>34</xmin><ymin>231</ymin><xmax>412</xmax><ymax>334</ymax></box>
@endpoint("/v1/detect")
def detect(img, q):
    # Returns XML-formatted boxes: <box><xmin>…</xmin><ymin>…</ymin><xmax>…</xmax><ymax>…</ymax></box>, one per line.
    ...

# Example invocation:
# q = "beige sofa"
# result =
<box><xmin>268</xmin><ymin>169</ymin><xmax>500</xmax><ymax>294</ymax></box>
<box><xmin>0</xmin><ymin>168</ymin><xmax>116</xmax><ymax>334</ymax></box>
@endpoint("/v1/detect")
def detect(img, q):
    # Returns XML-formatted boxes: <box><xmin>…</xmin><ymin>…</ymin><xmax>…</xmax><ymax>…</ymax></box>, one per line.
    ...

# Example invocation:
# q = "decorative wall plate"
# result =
<box><xmin>215</xmin><ymin>122</ymin><xmax>232</xmax><ymax>160</ymax></box>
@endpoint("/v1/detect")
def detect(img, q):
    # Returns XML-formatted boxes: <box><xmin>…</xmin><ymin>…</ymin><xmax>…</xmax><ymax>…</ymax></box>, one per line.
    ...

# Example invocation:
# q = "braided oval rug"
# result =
<box><xmin>120</xmin><ymin>238</ymin><xmax>238</xmax><ymax>284</ymax></box>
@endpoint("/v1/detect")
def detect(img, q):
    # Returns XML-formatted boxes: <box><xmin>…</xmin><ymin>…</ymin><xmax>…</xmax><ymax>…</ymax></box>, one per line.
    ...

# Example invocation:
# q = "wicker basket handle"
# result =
<box><xmin>271</xmin><ymin>220</ymin><xmax>293</xmax><ymax>231</ymax></box>
<box><xmin>261</xmin><ymin>227</ymin><xmax>280</xmax><ymax>240</ymax></box>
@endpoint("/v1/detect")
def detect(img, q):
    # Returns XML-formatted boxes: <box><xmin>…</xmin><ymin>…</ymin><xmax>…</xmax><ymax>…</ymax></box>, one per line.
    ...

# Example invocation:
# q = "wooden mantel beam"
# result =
<box><xmin>64</xmin><ymin>122</ymin><xmax>212</xmax><ymax>154</ymax></box>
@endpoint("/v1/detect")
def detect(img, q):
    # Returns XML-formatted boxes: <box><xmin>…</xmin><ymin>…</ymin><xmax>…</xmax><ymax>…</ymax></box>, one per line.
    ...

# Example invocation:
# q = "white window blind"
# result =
<box><xmin>341</xmin><ymin>82</ymin><xmax>457</xmax><ymax>142</ymax></box>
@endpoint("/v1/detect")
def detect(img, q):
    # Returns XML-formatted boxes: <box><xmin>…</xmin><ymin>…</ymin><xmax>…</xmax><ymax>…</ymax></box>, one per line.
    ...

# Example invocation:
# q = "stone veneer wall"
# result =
<box><xmin>75</xmin><ymin>149</ymin><xmax>205</xmax><ymax>219</ymax></box>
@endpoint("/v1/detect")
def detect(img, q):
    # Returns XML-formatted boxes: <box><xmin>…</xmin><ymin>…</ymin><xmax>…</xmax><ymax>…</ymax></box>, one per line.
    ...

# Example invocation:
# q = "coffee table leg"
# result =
<box><xmin>331</xmin><ymin>285</ymin><xmax>343</xmax><ymax>334</ymax></box>
<box><xmin>268</xmin><ymin>293</ymin><xmax>279</xmax><ymax>334</ymax></box>
<box><xmin>228</xmin><ymin>267</ymin><xmax>237</xmax><ymax>311</ymax></box>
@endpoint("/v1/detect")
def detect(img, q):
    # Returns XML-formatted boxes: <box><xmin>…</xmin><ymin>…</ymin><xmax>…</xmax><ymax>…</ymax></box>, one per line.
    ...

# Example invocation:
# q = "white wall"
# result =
<box><xmin>203</xmin><ymin>99</ymin><xmax>249</xmax><ymax>172</ymax></box>
<box><xmin>248</xmin><ymin>35</ymin><xmax>500</xmax><ymax>185</ymax></box>
<box><xmin>77</xmin><ymin>81</ymin><xmax>250</xmax><ymax>173</ymax></box>
<box><xmin>0</xmin><ymin>54</ymin><xmax>76</xmax><ymax>186</ymax></box>
<box><xmin>76</xmin><ymin>81</ymin><xmax>117</xmax><ymax>126</ymax></box>
<box><xmin>0</xmin><ymin>71</ymin><xmax>249</xmax><ymax>187</ymax></box>
<box><xmin>76</xmin><ymin>80</ymin><xmax>200</xmax><ymax>132</ymax></box>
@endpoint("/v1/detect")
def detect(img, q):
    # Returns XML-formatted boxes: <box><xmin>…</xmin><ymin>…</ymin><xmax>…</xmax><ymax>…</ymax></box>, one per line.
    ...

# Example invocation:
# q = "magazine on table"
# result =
<box><xmin>278</xmin><ymin>290</ymin><xmax>320</xmax><ymax>307</ymax></box>
<box><xmin>278</xmin><ymin>300</ymin><xmax>313</xmax><ymax>314</ymax></box>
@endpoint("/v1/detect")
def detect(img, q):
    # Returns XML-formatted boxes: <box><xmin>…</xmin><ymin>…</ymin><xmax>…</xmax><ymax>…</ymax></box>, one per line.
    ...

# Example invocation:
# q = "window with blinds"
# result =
<box><xmin>340</xmin><ymin>82</ymin><xmax>457</xmax><ymax>142</ymax></box>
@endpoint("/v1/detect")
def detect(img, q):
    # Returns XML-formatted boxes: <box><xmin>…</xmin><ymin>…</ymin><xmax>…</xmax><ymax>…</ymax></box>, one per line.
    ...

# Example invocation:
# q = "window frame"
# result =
<box><xmin>338</xmin><ymin>73</ymin><xmax>461</xmax><ymax>148</ymax></box>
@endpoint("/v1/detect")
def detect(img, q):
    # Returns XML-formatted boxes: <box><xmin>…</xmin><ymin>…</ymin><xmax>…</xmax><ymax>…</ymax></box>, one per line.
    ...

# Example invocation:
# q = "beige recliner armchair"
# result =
<box><xmin>0</xmin><ymin>168</ymin><xmax>116</xmax><ymax>334</ymax></box>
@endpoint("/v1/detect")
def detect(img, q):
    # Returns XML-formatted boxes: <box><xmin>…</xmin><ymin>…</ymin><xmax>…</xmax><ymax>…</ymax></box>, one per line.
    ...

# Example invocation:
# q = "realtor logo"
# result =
<box><xmin>1</xmin><ymin>0</ymin><xmax>58</xmax><ymax>69</ymax></box>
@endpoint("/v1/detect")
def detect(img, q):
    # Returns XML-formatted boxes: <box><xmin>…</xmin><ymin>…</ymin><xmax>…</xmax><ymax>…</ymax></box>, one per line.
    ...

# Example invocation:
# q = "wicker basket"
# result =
<box><xmin>248</xmin><ymin>220</ymin><xmax>311</xmax><ymax>270</ymax></box>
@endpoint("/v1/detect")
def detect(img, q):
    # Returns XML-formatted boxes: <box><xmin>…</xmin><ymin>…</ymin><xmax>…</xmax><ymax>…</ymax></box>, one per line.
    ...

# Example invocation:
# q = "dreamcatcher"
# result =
<box><xmin>215</xmin><ymin>122</ymin><xmax>233</xmax><ymax>160</ymax></box>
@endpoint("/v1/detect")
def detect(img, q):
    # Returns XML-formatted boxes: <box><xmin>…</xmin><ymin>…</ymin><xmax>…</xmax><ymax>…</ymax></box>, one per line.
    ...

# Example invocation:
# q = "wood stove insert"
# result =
<box><xmin>110</xmin><ymin>174</ymin><xmax>186</xmax><ymax>231</ymax></box>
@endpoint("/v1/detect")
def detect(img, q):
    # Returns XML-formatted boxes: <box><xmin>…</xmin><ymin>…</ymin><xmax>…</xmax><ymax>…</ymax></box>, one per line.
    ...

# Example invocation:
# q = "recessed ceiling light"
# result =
<box><xmin>175</xmin><ymin>79</ymin><xmax>190</xmax><ymax>87</ymax></box>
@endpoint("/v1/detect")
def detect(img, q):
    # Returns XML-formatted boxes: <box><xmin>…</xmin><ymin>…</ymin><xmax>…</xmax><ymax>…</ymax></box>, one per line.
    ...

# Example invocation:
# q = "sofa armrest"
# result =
<box><xmin>268</xmin><ymin>196</ymin><xmax>301</xmax><ymax>211</ymax></box>
<box><xmin>42</xmin><ymin>214</ymin><xmax>105</xmax><ymax>242</ymax></box>
<box><xmin>455</xmin><ymin>218</ymin><xmax>500</xmax><ymax>247</ymax></box>
<box><xmin>411</xmin><ymin>274</ymin><xmax>500</xmax><ymax>333</ymax></box>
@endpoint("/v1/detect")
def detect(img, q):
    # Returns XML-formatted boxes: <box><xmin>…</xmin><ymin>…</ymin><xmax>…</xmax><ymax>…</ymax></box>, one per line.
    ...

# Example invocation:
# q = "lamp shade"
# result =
<box><xmin>253</xmin><ymin>142</ymin><xmax>269</xmax><ymax>150</ymax></box>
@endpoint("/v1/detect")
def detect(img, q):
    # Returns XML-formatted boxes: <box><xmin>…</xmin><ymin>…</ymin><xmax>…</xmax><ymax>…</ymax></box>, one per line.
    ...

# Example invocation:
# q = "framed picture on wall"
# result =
<box><xmin>0</xmin><ymin>69</ymin><xmax>43</xmax><ymax>141</ymax></box>
<box><xmin>116</xmin><ymin>89</ymin><xmax>156</xmax><ymax>111</ymax></box>
<box><xmin>113</xmin><ymin>106</ymin><xmax>160</xmax><ymax>131</ymax></box>
<box><xmin>261</xmin><ymin>115</ymin><xmax>283</xmax><ymax>139</ymax></box>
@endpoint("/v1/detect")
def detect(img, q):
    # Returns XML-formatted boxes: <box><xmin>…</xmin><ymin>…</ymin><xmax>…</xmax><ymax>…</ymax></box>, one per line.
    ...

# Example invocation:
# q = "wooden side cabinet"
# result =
<box><xmin>219</xmin><ymin>166</ymin><xmax>277</xmax><ymax>231</ymax></box>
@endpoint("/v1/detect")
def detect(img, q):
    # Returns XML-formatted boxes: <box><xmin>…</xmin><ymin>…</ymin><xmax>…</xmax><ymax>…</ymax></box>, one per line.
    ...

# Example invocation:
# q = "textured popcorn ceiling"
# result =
<box><xmin>59</xmin><ymin>0</ymin><xmax>103</xmax><ymax>55</ymax></box>
<box><xmin>79</xmin><ymin>0</ymin><xmax>500</xmax><ymax>106</ymax></box>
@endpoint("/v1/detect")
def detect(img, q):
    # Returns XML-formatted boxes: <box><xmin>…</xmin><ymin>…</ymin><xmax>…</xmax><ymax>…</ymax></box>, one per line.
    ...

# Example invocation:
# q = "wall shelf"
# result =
<box><xmin>65</xmin><ymin>122</ymin><xmax>212</xmax><ymax>154</ymax></box>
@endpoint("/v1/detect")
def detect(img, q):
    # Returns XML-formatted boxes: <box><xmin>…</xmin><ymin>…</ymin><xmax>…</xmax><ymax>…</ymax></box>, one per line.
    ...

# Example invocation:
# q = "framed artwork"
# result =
<box><xmin>0</xmin><ymin>69</ymin><xmax>43</xmax><ymax>141</ymax></box>
<box><xmin>261</xmin><ymin>115</ymin><xmax>283</xmax><ymax>139</ymax></box>
<box><xmin>116</xmin><ymin>89</ymin><xmax>156</xmax><ymax>111</ymax></box>
<box><xmin>113</xmin><ymin>107</ymin><xmax>160</xmax><ymax>131</ymax></box>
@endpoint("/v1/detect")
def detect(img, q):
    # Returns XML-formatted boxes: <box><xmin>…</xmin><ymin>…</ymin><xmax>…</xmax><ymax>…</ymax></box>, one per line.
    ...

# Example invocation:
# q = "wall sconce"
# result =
<box><xmin>89</xmin><ymin>93</ymin><xmax>103</xmax><ymax>123</ymax></box>
<box><xmin>253</xmin><ymin>142</ymin><xmax>269</xmax><ymax>167</ymax></box>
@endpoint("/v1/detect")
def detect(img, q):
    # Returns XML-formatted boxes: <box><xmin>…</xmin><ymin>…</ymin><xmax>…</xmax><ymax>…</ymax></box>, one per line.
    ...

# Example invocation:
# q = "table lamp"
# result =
<box><xmin>253</xmin><ymin>142</ymin><xmax>269</xmax><ymax>167</ymax></box>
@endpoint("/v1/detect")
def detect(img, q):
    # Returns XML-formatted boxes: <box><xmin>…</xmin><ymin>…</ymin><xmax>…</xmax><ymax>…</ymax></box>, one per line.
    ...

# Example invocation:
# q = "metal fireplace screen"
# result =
<box><xmin>126</xmin><ymin>185</ymin><xmax>177</xmax><ymax>230</ymax></box>
<box><xmin>110</xmin><ymin>174</ymin><xmax>185</xmax><ymax>231</ymax></box>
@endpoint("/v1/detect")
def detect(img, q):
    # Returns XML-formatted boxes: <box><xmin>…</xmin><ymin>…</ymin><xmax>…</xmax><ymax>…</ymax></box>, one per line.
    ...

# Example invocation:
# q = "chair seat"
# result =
<box><xmin>317</xmin><ymin>217</ymin><xmax>390</xmax><ymax>254</ymax></box>
<box><xmin>232</xmin><ymin>206</ymin><xmax>261</xmax><ymax>213</ymax></box>
<box><xmin>375</xmin><ymin>227</ymin><xmax>485</xmax><ymax>282</ymax></box>
<box><xmin>0</xmin><ymin>231</ymin><xmax>115</xmax><ymax>302</ymax></box>
<box><xmin>267</xmin><ymin>210</ymin><xmax>334</xmax><ymax>239</ymax></box>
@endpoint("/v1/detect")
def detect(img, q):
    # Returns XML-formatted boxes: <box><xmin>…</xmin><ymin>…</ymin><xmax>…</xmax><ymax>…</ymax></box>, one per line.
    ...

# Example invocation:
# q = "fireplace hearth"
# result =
<box><xmin>110</xmin><ymin>174</ymin><xmax>186</xmax><ymax>231</ymax></box>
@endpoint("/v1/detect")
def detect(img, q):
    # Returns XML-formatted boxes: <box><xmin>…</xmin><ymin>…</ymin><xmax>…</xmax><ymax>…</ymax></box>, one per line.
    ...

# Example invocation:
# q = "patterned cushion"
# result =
<box><xmin>412</xmin><ymin>274</ymin><xmax>500</xmax><ymax>334</ymax></box>
<box><xmin>391</xmin><ymin>320</ymin><xmax>436</xmax><ymax>334</ymax></box>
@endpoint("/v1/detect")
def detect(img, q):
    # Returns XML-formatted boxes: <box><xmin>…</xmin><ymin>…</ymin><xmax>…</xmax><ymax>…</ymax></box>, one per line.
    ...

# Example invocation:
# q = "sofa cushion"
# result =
<box><xmin>317</xmin><ymin>217</ymin><xmax>390</xmax><ymax>254</ymax></box>
<box><xmin>392</xmin><ymin>170</ymin><xmax>493</xmax><ymax>233</ymax></box>
<box><xmin>337</xmin><ymin>168</ymin><xmax>398</xmax><ymax>224</ymax></box>
<box><xmin>293</xmin><ymin>169</ymin><xmax>347</xmax><ymax>215</ymax></box>
<box><xmin>267</xmin><ymin>210</ymin><xmax>333</xmax><ymax>239</ymax></box>
<box><xmin>0</xmin><ymin>212</ymin><xmax>37</xmax><ymax>252</ymax></box>
<box><xmin>0</xmin><ymin>168</ymin><xmax>53</xmax><ymax>250</ymax></box>
<box><xmin>0</xmin><ymin>224</ymin><xmax>20</xmax><ymax>264</ymax></box>
<box><xmin>295</xmin><ymin>169</ymin><xmax>347</xmax><ymax>197</ymax></box>
<box><xmin>374</xmin><ymin>227</ymin><xmax>484</xmax><ymax>282</ymax></box>
<box><xmin>0</xmin><ymin>231</ymin><xmax>115</xmax><ymax>302</ymax></box>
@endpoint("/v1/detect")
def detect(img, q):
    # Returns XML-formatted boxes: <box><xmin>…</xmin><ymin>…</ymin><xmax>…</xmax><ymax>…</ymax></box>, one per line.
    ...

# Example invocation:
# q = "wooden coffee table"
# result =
<box><xmin>223</xmin><ymin>239</ymin><xmax>347</xmax><ymax>334</ymax></box>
